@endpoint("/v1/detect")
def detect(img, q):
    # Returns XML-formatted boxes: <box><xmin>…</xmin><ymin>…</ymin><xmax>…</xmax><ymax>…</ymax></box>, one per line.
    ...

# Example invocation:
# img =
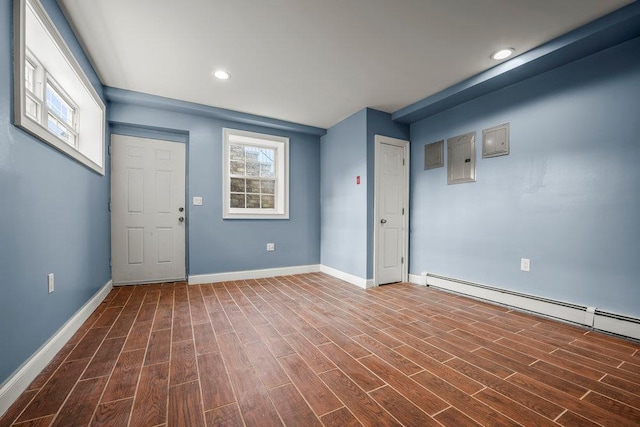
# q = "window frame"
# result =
<box><xmin>222</xmin><ymin>128</ymin><xmax>289</xmax><ymax>219</ymax></box>
<box><xmin>13</xmin><ymin>0</ymin><xmax>106</xmax><ymax>175</ymax></box>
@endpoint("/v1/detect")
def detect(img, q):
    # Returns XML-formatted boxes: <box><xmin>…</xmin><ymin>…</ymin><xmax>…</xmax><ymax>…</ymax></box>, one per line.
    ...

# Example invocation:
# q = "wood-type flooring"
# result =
<box><xmin>2</xmin><ymin>273</ymin><xmax>640</xmax><ymax>426</ymax></box>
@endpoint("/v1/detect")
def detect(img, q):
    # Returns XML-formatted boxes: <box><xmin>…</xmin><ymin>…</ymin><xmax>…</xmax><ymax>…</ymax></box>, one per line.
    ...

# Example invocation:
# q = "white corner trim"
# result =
<box><xmin>408</xmin><ymin>274</ymin><xmax>427</xmax><ymax>286</ymax></box>
<box><xmin>425</xmin><ymin>274</ymin><xmax>640</xmax><ymax>341</ymax></box>
<box><xmin>188</xmin><ymin>265</ymin><xmax>321</xmax><ymax>285</ymax></box>
<box><xmin>320</xmin><ymin>265</ymin><xmax>373</xmax><ymax>289</ymax></box>
<box><xmin>0</xmin><ymin>279</ymin><xmax>113</xmax><ymax>418</ymax></box>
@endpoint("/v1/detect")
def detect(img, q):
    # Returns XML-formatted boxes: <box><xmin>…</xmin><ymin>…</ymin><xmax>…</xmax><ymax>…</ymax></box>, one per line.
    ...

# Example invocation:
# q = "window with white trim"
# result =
<box><xmin>14</xmin><ymin>0</ymin><xmax>106</xmax><ymax>174</ymax></box>
<box><xmin>223</xmin><ymin>129</ymin><xmax>289</xmax><ymax>219</ymax></box>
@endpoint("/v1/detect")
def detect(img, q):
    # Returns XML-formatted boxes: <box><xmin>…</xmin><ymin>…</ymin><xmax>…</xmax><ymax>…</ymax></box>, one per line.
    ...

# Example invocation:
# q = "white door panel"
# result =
<box><xmin>111</xmin><ymin>135</ymin><xmax>186</xmax><ymax>284</ymax></box>
<box><xmin>375</xmin><ymin>137</ymin><xmax>409</xmax><ymax>285</ymax></box>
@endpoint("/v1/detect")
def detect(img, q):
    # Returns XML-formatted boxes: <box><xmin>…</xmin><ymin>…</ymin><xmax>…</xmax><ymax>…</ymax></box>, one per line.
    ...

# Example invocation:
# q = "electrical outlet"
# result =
<box><xmin>266</xmin><ymin>243</ymin><xmax>275</xmax><ymax>252</ymax></box>
<box><xmin>47</xmin><ymin>273</ymin><xmax>55</xmax><ymax>293</ymax></box>
<box><xmin>520</xmin><ymin>258</ymin><xmax>530</xmax><ymax>272</ymax></box>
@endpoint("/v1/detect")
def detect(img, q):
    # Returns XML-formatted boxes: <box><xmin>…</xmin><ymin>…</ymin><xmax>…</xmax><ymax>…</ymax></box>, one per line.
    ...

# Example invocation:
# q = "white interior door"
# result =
<box><xmin>375</xmin><ymin>135</ymin><xmax>409</xmax><ymax>285</ymax></box>
<box><xmin>111</xmin><ymin>135</ymin><xmax>186</xmax><ymax>284</ymax></box>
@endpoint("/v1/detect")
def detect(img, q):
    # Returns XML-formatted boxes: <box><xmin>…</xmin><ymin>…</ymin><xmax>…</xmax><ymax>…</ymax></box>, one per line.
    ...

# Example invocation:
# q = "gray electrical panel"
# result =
<box><xmin>447</xmin><ymin>132</ymin><xmax>476</xmax><ymax>185</ymax></box>
<box><xmin>424</xmin><ymin>140</ymin><xmax>444</xmax><ymax>170</ymax></box>
<box><xmin>482</xmin><ymin>123</ymin><xmax>510</xmax><ymax>158</ymax></box>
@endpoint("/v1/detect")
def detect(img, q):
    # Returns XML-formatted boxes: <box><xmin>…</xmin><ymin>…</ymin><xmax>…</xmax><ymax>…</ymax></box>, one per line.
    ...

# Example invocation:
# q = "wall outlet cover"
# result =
<box><xmin>266</xmin><ymin>243</ymin><xmax>275</xmax><ymax>251</ymax></box>
<box><xmin>520</xmin><ymin>258</ymin><xmax>531</xmax><ymax>272</ymax></box>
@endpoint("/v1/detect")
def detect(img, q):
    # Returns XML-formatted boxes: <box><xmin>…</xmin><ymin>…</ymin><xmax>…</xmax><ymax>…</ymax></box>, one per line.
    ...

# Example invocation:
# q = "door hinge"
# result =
<box><xmin>401</xmin><ymin>257</ymin><xmax>404</xmax><ymax>264</ymax></box>
<box><xmin>403</xmin><ymin>158</ymin><xmax>405</xmax><ymax>166</ymax></box>
<box><xmin>108</xmin><ymin>202</ymin><xmax>111</xmax><ymax>212</ymax></box>
<box><xmin>108</xmin><ymin>144</ymin><xmax>111</xmax><ymax>155</ymax></box>
<box><xmin>402</xmin><ymin>208</ymin><xmax>405</xmax><ymax>215</ymax></box>
<box><xmin>109</xmin><ymin>257</ymin><xmax>112</xmax><ymax>267</ymax></box>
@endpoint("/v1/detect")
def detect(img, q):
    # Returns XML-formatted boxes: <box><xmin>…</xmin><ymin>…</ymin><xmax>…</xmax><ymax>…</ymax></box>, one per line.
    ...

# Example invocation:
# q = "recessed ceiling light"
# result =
<box><xmin>213</xmin><ymin>70</ymin><xmax>231</xmax><ymax>80</ymax></box>
<box><xmin>491</xmin><ymin>48</ymin><xmax>515</xmax><ymax>60</ymax></box>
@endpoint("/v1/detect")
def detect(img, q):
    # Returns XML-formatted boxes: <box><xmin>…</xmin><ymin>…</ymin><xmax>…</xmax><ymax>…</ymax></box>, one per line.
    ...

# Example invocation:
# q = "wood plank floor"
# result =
<box><xmin>2</xmin><ymin>273</ymin><xmax>640</xmax><ymax>426</ymax></box>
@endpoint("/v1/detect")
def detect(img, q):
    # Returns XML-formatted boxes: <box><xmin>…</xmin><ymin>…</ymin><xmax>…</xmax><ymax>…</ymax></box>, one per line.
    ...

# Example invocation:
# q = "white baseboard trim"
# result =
<box><xmin>0</xmin><ymin>279</ymin><xmax>113</xmax><ymax>418</ymax></box>
<box><xmin>424</xmin><ymin>273</ymin><xmax>640</xmax><ymax>341</ymax></box>
<box><xmin>188</xmin><ymin>265</ymin><xmax>321</xmax><ymax>285</ymax></box>
<box><xmin>408</xmin><ymin>274</ymin><xmax>427</xmax><ymax>286</ymax></box>
<box><xmin>319</xmin><ymin>265</ymin><xmax>374</xmax><ymax>289</ymax></box>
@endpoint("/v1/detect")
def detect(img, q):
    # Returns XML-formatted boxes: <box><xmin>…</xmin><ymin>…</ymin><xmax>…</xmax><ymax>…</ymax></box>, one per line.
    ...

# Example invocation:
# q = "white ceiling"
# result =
<box><xmin>58</xmin><ymin>0</ymin><xmax>633</xmax><ymax>129</ymax></box>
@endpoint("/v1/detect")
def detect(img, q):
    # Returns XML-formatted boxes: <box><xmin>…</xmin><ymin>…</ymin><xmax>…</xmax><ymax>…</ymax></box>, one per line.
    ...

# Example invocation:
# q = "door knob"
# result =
<box><xmin>178</xmin><ymin>217</ymin><xmax>184</xmax><ymax>223</ymax></box>
<box><xmin>380</xmin><ymin>219</ymin><xmax>387</xmax><ymax>224</ymax></box>
<box><xmin>178</xmin><ymin>207</ymin><xmax>184</xmax><ymax>212</ymax></box>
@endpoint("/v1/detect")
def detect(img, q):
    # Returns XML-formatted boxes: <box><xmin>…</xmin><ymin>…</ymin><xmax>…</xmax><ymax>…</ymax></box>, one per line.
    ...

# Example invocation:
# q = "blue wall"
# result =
<box><xmin>409</xmin><ymin>37</ymin><xmax>640</xmax><ymax>317</ymax></box>
<box><xmin>366</xmin><ymin>109</ymin><xmax>409</xmax><ymax>278</ymax></box>
<box><xmin>108</xmin><ymin>100</ymin><xmax>321</xmax><ymax>276</ymax></box>
<box><xmin>320</xmin><ymin>110</ymin><xmax>368</xmax><ymax>278</ymax></box>
<box><xmin>0</xmin><ymin>0</ymin><xmax>110</xmax><ymax>384</ymax></box>
<box><xmin>320</xmin><ymin>108</ymin><xmax>409</xmax><ymax>280</ymax></box>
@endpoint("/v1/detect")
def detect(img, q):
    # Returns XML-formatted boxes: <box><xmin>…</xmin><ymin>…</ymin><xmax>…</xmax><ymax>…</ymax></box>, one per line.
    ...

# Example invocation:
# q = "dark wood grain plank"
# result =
<box><xmin>228</xmin><ymin>368</ymin><xmax>283</xmax><ymax>427</ymax></box>
<box><xmin>51</xmin><ymin>376</ymin><xmax>108</xmax><ymax>427</ymax></box>
<box><xmin>152</xmin><ymin>304</ymin><xmax>173</xmax><ymax>331</ymax></box>
<box><xmin>144</xmin><ymin>328</ymin><xmax>171</xmax><ymax>366</ymax></box>
<box><xmin>193</xmin><ymin>322</ymin><xmax>220</xmax><ymax>356</ymax></box>
<box><xmin>122</xmin><ymin>319</ymin><xmax>152</xmax><ymax>352</ymax></box>
<box><xmin>169</xmin><ymin>381</ymin><xmax>206</xmax><ymax>427</ymax></box>
<box><xmin>473</xmin><ymin>387</ymin><xmax>558</xmax><ymax>427</ymax></box>
<box><xmin>352</xmin><ymin>335</ymin><xmax>422</xmax><ymax>376</ymax></box>
<box><xmin>130</xmin><ymin>362</ymin><xmax>169</xmax><ymax>427</ymax></box>
<box><xmin>369</xmin><ymin>385</ymin><xmax>440</xmax><ymax>426</ymax></box>
<box><xmin>278</xmin><ymin>354</ymin><xmax>342</xmax><ymax>416</ymax></box>
<box><xmin>316</xmin><ymin>325</ymin><xmax>370</xmax><ymax>359</ymax></box>
<box><xmin>445</xmin><ymin>358</ymin><xmax>564</xmax><ymax>420</ymax></box>
<box><xmin>253</xmin><ymin>323</ymin><xmax>295</xmax><ymax>358</ymax></box>
<box><xmin>357</xmin><ymin>355</ymin><xmax>447</xmax><ymax>416</ymax></box>
<box><xmin>582</xmin><ymin>390</ymin><xmax>640</xmax><ymax>423</ymax></box>
<box><xmin>318</xmin><ymin>369</ymin><xmax>401</xmax><ymax>427</ymax></box>
<box><xmin>433</xmin><ymin>407</ymin><xmax>482</xmax><ymax>427</ymax></box>
<box><xmin>393</xmin><ymin>344</ymin><xmax>484</xmax><ymax>395</ymax></box>
<box><xmin>17</xmin><ymin>359</ymin><xmax>89</xmax><ymax>422</ymax></box>
<box><xmin>317</xmin><ymin>342</ymin><xmax>384</xmax><ymax>392</ymax></box>
<box><xmin>555</xmin><ymin>410</ymin><xmax>603</xmax><ymax>427</ymax></box>
<box><xmin>101</xmin><ymin>349</ymin><xmax>145</xmax><ymax>402</ymax></box>
<box><xmin>198</xmin><ymin>352</ymin><xmax>235</xmax><ymax>411</ymax></box>
<box><xmin>411</xmin><ymin>369</ymin><xmax>519</xmax><ymax>427</ymax></box>
<box><xmin>106</xmin><ymin>311</ymin><xmax>137</xmax><ymax>339</ymax></box>
<box><xmin>82</xmin><ymin>336</ymin><xmax>126</xmax><ymax>379</ymax></box>
<box><xmin>67</xmin><ymin>327</ymin><xmax>110</xmax><ymax>361</ymax></box>
<box><xmin>284</xmin><ymin>332</ymin><xmax>336</xmax><ymax>374</ymax></box>
<box><xmin>205</xmin><ymin>404</ymin><xmax>243</xmax><ymax>427</ymax></box>
<box><xmin>216</xmin><ymin>332</ymin><xmax>251</xmax><ymax>372</ymax></box>
<box><xmin>269</xmin><ymin>383</ymin><xmax>322</xmax><ymax>426</ymax></box>
<box><xmin>91</xmin><ymin>398</ymin><xmax>133</xmax><ymax>426</ymax></box>
<box><xmin>170</xmin><ymin>339</ymin><xmax>198</xmax><ymax>386</ymax></box>
<box><xmin>244</xmin><ymin>340</ymin><xmax>290</xmax><ymax>389</ymax></box>
<box><xmin>319</xmin><ymin>407</ymin><xmax>361</xmax><ymax>427</ymax></box>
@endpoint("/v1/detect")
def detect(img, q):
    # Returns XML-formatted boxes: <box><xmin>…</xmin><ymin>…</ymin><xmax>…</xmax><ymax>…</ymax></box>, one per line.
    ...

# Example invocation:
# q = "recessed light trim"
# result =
<box><xmin>491</xmin><ymin>48</ymin><xmax>515</xmax><ymax>60</ymax></box>
<box><xmin>214</xmin><ymin>70</ymin><xmax>231</xmax><ymax>80</ymax></box>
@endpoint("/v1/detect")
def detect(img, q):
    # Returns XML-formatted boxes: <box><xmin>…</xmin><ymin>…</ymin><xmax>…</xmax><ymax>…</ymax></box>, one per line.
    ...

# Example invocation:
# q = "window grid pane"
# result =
<box><xmin>229</xmin><ymin>144</ymin><xmax>277</xmax><ymax>209</ymax></box>
<box><xmin>46</xmin><ymin>83</ymin><xmax>74</xmax><ymax>127</ymax></box>
<box><xmin>47</xmin><ymin>113</ymin><xmax>75</xmax><ymax>147</ymax></box>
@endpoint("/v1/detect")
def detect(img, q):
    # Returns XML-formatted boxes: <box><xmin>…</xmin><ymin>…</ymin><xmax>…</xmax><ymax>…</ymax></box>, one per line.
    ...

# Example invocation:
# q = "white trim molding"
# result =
<box><xmin>409</xmin><ymin>274</ymin><xmax>427</xmax><ymax>286</ymax></box>
<box><xmin>423</xmin><ymin>273</ymin><xmax>640</xmax><ymax>341</ymax></box>
<box><xmin>0</xmin><ymin>280</ymin><xmax>113</xmax><ymax>417</ymax></box>
<box><xmin>320</xmin><ymin>265</ymin><xmax>374</xmax><ymax>289</ymax></box>
<box><xmin>188</xmin><ymin>265</ymin><xmax>320</xmax><ymax>285</ymax></box>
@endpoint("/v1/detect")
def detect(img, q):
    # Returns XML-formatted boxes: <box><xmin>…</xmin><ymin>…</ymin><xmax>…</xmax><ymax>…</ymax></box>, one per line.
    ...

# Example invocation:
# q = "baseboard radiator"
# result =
<box><xmin>423</xmin><ymin>273</ymin><xmax>640</xmax><ymax>341</ymax></box>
